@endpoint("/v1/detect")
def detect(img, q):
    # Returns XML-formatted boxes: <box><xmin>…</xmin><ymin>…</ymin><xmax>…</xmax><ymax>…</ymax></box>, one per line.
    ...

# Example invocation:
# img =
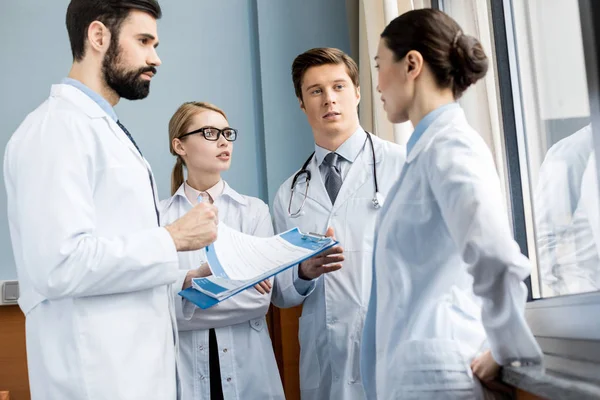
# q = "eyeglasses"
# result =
<box><xmin>179</xmin><ymin>126</ymin><xmax>238</xmax><ymax>142</ymax></box>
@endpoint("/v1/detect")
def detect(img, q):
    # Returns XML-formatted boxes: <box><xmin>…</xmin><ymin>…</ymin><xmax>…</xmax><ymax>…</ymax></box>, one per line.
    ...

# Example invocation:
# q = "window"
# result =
<box><xmin>511</xmin><ymin>0</ymin><xmax>596</xmax><ymax>299</ymax></box>
<box><xmin>439</xmin><ymin>0</ymin><xmax>600</xmax><ymax>385</ymax></box>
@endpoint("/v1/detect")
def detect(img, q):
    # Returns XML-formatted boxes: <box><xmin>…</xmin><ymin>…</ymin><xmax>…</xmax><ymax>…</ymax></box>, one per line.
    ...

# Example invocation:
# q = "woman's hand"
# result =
<box><xmin>254</xmin><ymin>279</ymin><xmax>272</xmax><ymax>294</ymax></box>
<box><xmin>471</xmin><ymin>350</ymin><xmax>501</xmax><ymax>382</ymax></box>
<box><xmin>181</xmin><ymin>263</ymin><xmax>212</xmax><ymax>290</ymax></box>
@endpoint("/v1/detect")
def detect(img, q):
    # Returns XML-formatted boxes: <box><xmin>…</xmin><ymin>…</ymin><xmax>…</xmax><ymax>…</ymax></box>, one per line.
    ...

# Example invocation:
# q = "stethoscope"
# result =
<box><xmin>288</xmin><ymin>133</ymin><xmax>384</xmax><ymax>217</ymax></box>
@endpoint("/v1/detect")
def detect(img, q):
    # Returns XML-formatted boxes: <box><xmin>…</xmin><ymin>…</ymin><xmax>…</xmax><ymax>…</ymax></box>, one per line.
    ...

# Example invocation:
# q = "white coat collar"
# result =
<box><xmin>406</xmin><ymin>106</ymin><xmax>466</xmax><ymax>164</ymax></box>
<box><xmin>165</xmin><ymin>180</ymin><xmax>248</xmax><ymax>210</ymax></box>
<box><xmin>298</xmin><ymin>132</ymin><xmax>385</xmax><ymax>212</ymax></box>
<box><xmin>221</xmin><ymin>181</ymin><xmax>248</xmax><ymax>205</ymax></box>
<box><xmin>51</xmin><ymin>84</ymin><xmax>151</xmax><ymax>170</ymax></box>
<box><xmin>314</xmin><ymin>126</ymin><xmax>367</xmax><ymax>166</ymax></box>
<box><xmin>330</xmin><ymin>132</ymin><xmax>385</xmax><ymax>212</ymax></box>
<box><xmin>364</xmin><ymin>132</ymin><xmax>386</xmax><ymax>165</ymax></box>
<box><xmin>51</xmin><ymin>84</ymin><xmax>111</xmax><ymax>119</ymax></box>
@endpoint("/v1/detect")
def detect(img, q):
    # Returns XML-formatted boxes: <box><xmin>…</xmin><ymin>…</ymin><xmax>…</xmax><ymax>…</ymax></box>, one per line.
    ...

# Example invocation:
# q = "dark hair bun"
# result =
<box><xmin>450</xmin><ymin>34</ymin><xmax>489</xmax><ymax>95</ymax></box>
<box><xmin>381</xmin><ymin>9</ymin><xmax>489</xmax><ymax>98</ymax></box>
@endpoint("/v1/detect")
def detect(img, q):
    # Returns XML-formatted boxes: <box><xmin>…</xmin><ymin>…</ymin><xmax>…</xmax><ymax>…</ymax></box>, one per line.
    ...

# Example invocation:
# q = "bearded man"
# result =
<box><xmin>3</xmin><ymin>1</ymin><xmax>219</xmax><ymax>399</ymax></box>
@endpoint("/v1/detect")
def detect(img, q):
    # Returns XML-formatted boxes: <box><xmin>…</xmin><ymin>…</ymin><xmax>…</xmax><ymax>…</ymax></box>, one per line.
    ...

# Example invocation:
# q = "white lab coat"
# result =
<box><xmin>271</xmin><ymin>132</ymin><xmax>405</xmax><ymax>400</ymax></box>
<box><xmin>3</xmin><ymin>84</ymin><xmax>180</xmax><ymax>400</ymax></box>
<box><xmin>360</xmin><ymin>106</ymin><xmax>543</xmax><ymax>399</ymax></box>
<box><xmin>534</xmin><ymin>125</ymin><xmax>598</xmax><ymax>295</ymax></box>
<box><xmin>574</xmin><ymin>153</ymin><xmax>600</xmax><ymax>290</ymax></box>
<box><xmin>160</xmin><ymin>182</ymin><xmax>285</xmax><ymax>400</ymax></box>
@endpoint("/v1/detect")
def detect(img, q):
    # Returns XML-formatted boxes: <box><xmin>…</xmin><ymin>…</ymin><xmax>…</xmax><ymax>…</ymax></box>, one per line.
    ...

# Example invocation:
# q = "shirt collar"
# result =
<box><xmin>314</xmin><ymin>126</ymin><xmax>367</xmax><ymax>167</ymax></box>
<box><xmin>184</xmin><ymin>180</ymin><xmax>225</xmax><ymax>204</ymax></box>
<box><xmin>406</xmin><ymin>103</ymin><xmax>460</xmax><ymax>155</ymax></box>
<box><xmin>171</xmin><ymin>180</ymin><xmax>248</xmax><ymax>208</ymax></box>
<box><xmin>221</xmin><ymin>181</ymin><xmax>248</xmax><ymax>206</ymax></box>
<box><xmin>61</xmin><ymin>78</ymin><xmax>118</xmax><ymax>122</ymax></box>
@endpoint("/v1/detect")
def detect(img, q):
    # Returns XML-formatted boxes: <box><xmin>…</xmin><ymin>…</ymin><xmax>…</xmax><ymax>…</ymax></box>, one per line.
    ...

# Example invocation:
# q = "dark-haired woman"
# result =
<box><xmin>360</xmin><ymin>9</ymin><xmax>542</xmax><ymax>399</ymax></box>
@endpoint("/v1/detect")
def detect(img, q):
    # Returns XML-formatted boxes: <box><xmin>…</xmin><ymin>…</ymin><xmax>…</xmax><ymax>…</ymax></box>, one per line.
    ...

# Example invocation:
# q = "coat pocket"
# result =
<box><xmin>344</xmin><ymin>198</ymin><xmax>378</xmax><ymax>252</ymax></box>
<box><xmin>392</xmin><ymin>339</ymin><xmax>476</xmax><ymax>398</ymax></box>
<box><xmin>298</xmin><ymin>313</ymin><xmax>321</xmax><ymax>391</ymax></box>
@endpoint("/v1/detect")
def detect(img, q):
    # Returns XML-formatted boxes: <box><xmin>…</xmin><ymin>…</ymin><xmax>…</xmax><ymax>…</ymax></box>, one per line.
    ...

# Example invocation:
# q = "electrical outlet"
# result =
<box><xmin>0</xmin><ymin>280</ymin><xmax>19</xmax><ymax>306</ymax></box>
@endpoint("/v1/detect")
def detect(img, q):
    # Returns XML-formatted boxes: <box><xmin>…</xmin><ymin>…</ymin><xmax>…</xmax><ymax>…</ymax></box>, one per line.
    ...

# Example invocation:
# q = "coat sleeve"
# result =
<box><xmin>176</xmin><ymin>201</ymin><xmax>274</xmax><ymax>331</ymax></box>
<box><xmin>4</xmin><ymin>113</ymin><xmax>179</xmax><ymax>301</ymax></box>
<box><xmin>534</xmin><ymin>155</ymin><xmax>569</xmax><ymax>295</ymax></box>
<box><xmin>534</xmin><ymin>130</ymin><xmax>598</xmax><ymax>295</ymax></box>
<box><xmin>426</xmin><ymin>131</ymin><xmax>543</xmax><ymax>365</ymax></box>
<box><xmin>270</xmin><ymin>185</ymin><xmax>317</xmax><ymax>308</ymax></box>
<box><xmin>568</xmin><ymin>155</ymin><xmax>600</xmax><ymax>293</ymax></box>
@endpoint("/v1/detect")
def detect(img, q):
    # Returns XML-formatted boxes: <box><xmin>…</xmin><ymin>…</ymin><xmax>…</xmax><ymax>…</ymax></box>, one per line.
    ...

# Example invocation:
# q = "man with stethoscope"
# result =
<box><xmin>271</xmin><ymin>47</ymin><xmax>405</xmax><ymax>400</ymax></box>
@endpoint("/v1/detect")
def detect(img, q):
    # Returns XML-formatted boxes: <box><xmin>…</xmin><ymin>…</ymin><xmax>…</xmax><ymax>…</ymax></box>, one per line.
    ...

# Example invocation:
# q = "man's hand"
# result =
<box><xmin>253</xmin><ymin>279</ymin><xmax>272</xmax><ymax>295</ymax></box>
<box><xmin>298</xmin><ymin>227</ymin><xmax>344</xmax><ymax>280</ymax></box>
<box><xmin>165</xmin><ymin>202</ymin><xmax>218</xmax><ymax>251</ymax></box>
<box><xmin>181</xmin><ymin>263</ymin><xmax>212</xmax><ymax>290</ymax></box>
<box><xmin>471</xmin><ymin>350</ymin><xmax>501</xmax><ymax>382</ymax></box>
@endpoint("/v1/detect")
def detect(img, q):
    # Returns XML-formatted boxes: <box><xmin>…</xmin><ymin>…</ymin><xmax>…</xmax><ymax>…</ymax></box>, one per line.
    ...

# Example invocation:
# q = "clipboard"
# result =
<box><xmin>179</xmin><ymin>228</ymin><xmax>337</xmax><ymax>309</ymax></box>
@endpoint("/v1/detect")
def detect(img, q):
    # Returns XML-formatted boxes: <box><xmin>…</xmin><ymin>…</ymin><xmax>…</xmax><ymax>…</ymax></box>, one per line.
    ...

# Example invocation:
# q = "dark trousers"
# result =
<box><xmin>209</xmin><ymin>328</ymin><xmax>224</xmax><ymax>400</ymax></box>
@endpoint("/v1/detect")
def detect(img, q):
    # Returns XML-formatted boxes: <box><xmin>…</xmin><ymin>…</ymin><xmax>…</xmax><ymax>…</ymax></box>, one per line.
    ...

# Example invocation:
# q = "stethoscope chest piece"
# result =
<box><xmin>373</xmin><ymin>192</ymin><xmax>385</xmax><ymax>209</ymax></box>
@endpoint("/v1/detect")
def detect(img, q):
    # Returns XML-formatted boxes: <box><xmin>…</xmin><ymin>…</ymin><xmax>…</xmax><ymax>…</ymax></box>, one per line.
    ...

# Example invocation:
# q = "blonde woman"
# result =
<box><xmin>160</xmin><ymin>102</ymin><xmax>284</xmax><ymax>400</ymax></box>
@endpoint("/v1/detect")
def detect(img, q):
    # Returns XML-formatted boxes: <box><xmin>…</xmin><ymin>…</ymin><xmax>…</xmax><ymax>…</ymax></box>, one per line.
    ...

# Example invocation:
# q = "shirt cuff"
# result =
<box><xmin>293</xmin><ymin>264</ymin><xmax>315</xmax><ymax>295</ymax></box>
<box><xmin>173</xmin><ymin>269</ymin><xmax>195</xmax><ymax>321</ymax></box>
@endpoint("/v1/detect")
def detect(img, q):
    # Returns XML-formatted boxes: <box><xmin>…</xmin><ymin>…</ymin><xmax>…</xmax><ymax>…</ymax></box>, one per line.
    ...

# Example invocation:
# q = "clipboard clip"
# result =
<box><xmin>301</xmin><ymin>232</ymin><xmax>328</xmax><ymax>243</ymax></box>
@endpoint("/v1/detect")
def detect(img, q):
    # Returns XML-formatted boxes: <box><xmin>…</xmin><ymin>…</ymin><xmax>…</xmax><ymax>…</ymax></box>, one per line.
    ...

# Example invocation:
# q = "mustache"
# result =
<box><xmin>137</xmin><ymin>66</ymin><xmax>157</xmax><ymax>76</ymax></box>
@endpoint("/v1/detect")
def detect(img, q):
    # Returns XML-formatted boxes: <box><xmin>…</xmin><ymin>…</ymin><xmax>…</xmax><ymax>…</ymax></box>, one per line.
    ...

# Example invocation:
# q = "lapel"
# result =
<box><xmin>106</xmin><ymin>118</ymin><xmax>153</xmax><ymax>171</ymax></box>
<box><xmin>405</xmin><ymin>106</ymin><xmax>464</xmax><ymax>164</ymax></box>
<box><xmin>56</xmin><ymin>84</ymin><xmax>151</xmax><ymax>171</ymax></box>
<box><xmin>331</xmin><ymin>134</ymin><xmax>382</xmax><ymax>213</ymax></box>
<box><xmin>303</xmin><ymin>154</ymin><xmax>333</xmax><ymax>211</ymax></box>
<box><xmin>106</xmin><ymin>118</ymin><xmax>160</xmax><ymax>212</ymax></box>
<box><xmin>57</xmin><ymin>83</ymin><xmax>161</xmax><ymax>223</ymax></box>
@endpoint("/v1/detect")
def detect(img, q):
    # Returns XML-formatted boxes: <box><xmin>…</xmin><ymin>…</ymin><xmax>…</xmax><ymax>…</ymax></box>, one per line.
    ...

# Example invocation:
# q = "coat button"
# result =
<box><xmin>223</xmin><ymin>348</ymin><xmax>228</xmax><ymax>353</ymax></box>
<box><xmin>227</xmin><ymin>377</ymin><xmax>232</xmax><ymax>382</ymax></box>
<box><xmin>198</xmin><ymin>345</ymin><xmax>204</xmax><ymax>351</ymax></box>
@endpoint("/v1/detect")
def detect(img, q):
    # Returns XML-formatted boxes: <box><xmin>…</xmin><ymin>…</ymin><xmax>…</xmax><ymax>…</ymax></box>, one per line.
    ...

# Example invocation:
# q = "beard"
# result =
<box><xmin>102</xmin><ymin>40</ymin><xmax>156</xmax><ymax>100</ymax></box>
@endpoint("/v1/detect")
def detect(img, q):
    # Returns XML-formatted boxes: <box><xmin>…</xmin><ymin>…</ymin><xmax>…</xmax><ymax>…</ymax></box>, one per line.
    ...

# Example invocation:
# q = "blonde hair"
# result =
<box><xmin>168</xmin><ymin>101</ymin><xmax>228</xmax><ymax>195</ymax></box>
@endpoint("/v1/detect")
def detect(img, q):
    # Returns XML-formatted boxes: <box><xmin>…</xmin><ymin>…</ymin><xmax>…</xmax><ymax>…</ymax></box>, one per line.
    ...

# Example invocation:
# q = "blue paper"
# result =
<box><xmin>180</xmin><ymin>287</ymin><xmax>220</xmax><ymax>309</ymax></box>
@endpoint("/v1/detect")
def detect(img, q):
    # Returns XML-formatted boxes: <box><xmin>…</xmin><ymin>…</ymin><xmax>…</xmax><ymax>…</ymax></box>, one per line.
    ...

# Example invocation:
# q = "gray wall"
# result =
<box><xmin>0</xmin><ymin>1</ymin><xmax>351</xmax><ymax>280</ymax></box>
<box><xmin>256</xmin><ymin>0</ymin><xmax>352</xmax><ymax>201</ymax></box>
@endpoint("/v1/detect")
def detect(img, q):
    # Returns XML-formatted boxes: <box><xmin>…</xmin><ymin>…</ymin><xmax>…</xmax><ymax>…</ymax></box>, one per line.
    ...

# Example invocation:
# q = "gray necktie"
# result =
<box><xmin>323</xmin><ymin>152</ymin><xmax>343</xmax><ymax>204</ymax></box>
